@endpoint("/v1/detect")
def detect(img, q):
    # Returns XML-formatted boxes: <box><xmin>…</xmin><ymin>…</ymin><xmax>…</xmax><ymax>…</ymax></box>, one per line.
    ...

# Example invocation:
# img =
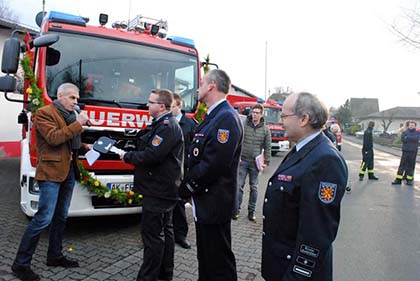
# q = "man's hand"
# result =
<box><xmin>119</xmin><ymin>152</ymin><xmax>126</xmax><ymax>161</ymax></box>
<box><xmin>77</xmin><ymin>111</ymin><xmax>90</xmax><ymax>125</ymax></box>
<box><xmin>84</xmin><ymin>143</ymin><xmax>93</xmax><ymax>150</ymax></box>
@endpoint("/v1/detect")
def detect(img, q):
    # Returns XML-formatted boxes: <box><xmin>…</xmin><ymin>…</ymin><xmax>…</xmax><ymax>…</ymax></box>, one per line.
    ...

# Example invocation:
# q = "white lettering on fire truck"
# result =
<box><xmin>88</xmin><ymin>111</ymin><xmax>152</xmax><ymax>128</ymax></box>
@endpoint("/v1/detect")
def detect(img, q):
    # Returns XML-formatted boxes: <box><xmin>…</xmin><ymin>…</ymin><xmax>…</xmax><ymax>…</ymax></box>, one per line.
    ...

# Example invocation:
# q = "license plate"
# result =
<box><xmin>106</xmin><ymin>182</ymin><xmax>133</xmax><ymax>192</ymax></box>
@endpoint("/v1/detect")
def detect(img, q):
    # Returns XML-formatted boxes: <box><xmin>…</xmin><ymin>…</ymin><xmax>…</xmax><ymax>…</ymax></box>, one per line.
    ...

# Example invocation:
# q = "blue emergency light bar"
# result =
<box><xmin>168</xmin><ymin>36</ymin><xmax>195</xmax><ymax>48</ymax></box>
<box><xmin>48</xmin><ymin>11</ymin><xmax>86</xmax><ymax>27</ymax></box>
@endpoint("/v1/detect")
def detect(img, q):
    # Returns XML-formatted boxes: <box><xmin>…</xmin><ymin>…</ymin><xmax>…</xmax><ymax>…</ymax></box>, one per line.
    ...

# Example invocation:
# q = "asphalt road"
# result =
<box><xmin>0</xmin><ymin>137</ymin><xmax>419</xmax><ymax>281</ymax></box>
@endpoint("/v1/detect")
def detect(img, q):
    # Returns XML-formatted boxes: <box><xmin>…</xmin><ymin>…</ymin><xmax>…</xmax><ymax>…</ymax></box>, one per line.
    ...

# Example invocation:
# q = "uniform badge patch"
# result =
<box><xmin>151</xmin><ymin>135</ymin><xmax>163</xmax><ymax>146</ymax></box>
<box><xmin>278</xmin><ymin>174</ymin><xmax>293</xmax><ymax>182</ymax></box>
<box><xmin>318</xmin><ymin>181</ymin><xmax>337</xmax><ymax>204</ymax></box>
<box><xmin>217</xmin><ymin>129</ymin><xmax>230</xmax><ymax>144</ymax></box>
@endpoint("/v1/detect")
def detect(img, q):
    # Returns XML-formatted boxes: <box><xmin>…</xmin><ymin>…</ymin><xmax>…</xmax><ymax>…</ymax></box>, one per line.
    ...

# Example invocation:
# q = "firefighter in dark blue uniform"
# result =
<box><xmin>262</xmin><ymin>92</ymin><xmax>348</xmax><ymax>281</ymax></box>
<box><xmin>180</xmin><ymin>69</ymin><xmax>243</xmax><ymax>281</ymax></box>
<box><xmin>171</xmin><ymin>93</ymin><xmax>198</xmax><ymax>249</ymax></box>
<box><xmin>121</xmin><ymin>89</ymin><xmax>184</xmax><ymax>281</ymax></box>
<box><xmin>359</xmin><ymin>121</ymin><xmax>379</xmax><ymax>180</ymax></box>
<box><xmin>392</xmin><ymin>120</ymin><xmax>420</xmax><ymax>185</ymax></box>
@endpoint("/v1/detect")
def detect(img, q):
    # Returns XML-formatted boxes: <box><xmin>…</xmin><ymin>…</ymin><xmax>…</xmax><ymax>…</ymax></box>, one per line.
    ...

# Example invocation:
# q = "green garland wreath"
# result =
<box><xmin>21</xmin><ymin>53</ymin><xmax>142</xmax><ymax>205</ymax></box>
<box><xmin>21</xmin><ymin>54</ymin><xmax>44</xmax><ymax>113</ymax></box>
<box><xmin>78</xmin><ymin>162</ymin><xmax>143</xmax><ymax>205</ymax></box>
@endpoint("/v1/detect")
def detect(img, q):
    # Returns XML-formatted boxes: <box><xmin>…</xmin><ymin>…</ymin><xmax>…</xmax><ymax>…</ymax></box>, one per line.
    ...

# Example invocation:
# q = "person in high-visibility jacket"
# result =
<box><xmin>392</xmin><ymin>120</ymin><xmax>420</xmax><ymax>186</ymax></box>
<box><xmin>359</xmin><ymin>121</ymin><xmax>379</xmax><ymax>181</ymax></box>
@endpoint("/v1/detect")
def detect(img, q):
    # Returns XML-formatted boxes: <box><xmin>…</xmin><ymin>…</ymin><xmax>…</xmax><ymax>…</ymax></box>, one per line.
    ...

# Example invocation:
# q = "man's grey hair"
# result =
<box><xmin>207</xmin><ymin>69</ymin><xmax>231</xmax><ymax>94</ymax></box>
<box><xmin>293</xmin><ymin>92</ymin><xmax>328</xmax><ymax>130</ymax></box>
<box><xmin>57</xmin><ymin>83</ymin><xmax>79</xmax><ymax>96</ymax></box>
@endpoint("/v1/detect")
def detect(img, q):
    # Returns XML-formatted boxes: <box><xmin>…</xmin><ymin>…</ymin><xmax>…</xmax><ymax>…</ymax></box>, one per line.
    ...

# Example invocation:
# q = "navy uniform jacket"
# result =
<box><xmin>362</xmin><ymin>127</ymin><xmax>373</xmax><ymax>152</ymax></box>
<box><xmin>124</xmin><ymin>112</ymin><xmax>184</xmax><ymax>201</ymax></box>
<box><xmin>262</xmin><ymin>133</ymin><xmax>348</xmax><ymax>281</ymax></box>
<box><xmin>181</xmin><ymin>100</ymin><xmax>243</xmax><ymax>224</ymax></box>
<box><xmin>401</xmin><ymin>129</ymin><xmax>420</xmax><ymax>153</ymax></box>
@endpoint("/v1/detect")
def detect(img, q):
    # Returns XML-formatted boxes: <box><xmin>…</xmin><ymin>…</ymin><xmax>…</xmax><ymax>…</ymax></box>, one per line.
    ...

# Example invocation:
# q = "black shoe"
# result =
<box><xmin>345</xmin><ymin>186</ymin><xmax>352</xmax><ymax>193</ymax></box>
<box><xmin>47</xmin><ymin>256</ymin><xmax>79</xmax><ymax>268</ymax></box>
<box><xmin>175</xmin><ymin>238</ymin><xmax>191</xmax><ymax>249</ymax></box>
<box><xmin>11</xmin><ymin>263</ymin><xmax>40</xmax><ymax>281</ymax></box>
<box><xmin>232</xmin><ymin>211</ymin><xmax>239</xmax><ymax>220</ymax></box>
<box><xmin>368</xmin><ymin>175</ymin><xmax>378</xmax><ymax>180</ymax></box>
<box><xmin>248</xmin><ymin>213</ymin><xmax>256</xmax><ymax>222</ymax></box>
<box><xmin>406</xmin><ymin>180</ymin><xmax>413</xmax><ymax>186</ymax></box>
<box><xmin>359</xmin><ymin>176</ymin><xmax>364</xmax><ymax>181</ymax></box>
<box><xmin>391</xmin><ymin>180</ymin><xmax>402</xmax><ymax>185</ymax></box>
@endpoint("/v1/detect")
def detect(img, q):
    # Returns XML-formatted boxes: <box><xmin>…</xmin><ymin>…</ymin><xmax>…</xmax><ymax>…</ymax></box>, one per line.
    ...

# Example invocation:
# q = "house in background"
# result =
<box><xmin>358</xmin><ymin>107</ymin><xmax>420</xmax><ymax>132</ymax></box>
<box><xmin>230</xmin><ymin>84</ymin><xmax>258</xmax><ymax>98</ymax></box>
<box><xmin>350</xmin><ymin>98</ymin><xmax>379</xmax><ymax>120</ymax></box>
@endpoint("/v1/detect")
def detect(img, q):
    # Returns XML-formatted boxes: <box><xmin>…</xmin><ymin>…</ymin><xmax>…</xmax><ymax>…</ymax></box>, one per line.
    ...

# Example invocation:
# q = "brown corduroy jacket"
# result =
<box><xmin>34</xmin><ymin>104</ymin><xmax>83</xmax><ymax>182</ymax></box>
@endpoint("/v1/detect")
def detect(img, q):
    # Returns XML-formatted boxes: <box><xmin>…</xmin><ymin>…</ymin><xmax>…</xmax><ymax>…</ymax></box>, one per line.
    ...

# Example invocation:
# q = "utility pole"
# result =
<box><xmin>127</xmin><ymin>0</ymin><xmax>132</xmax><ymax>24</ymax></box>
<box><xmin>264</xmin><ymin>40</ymin><xmax>268</xmax><ymax>101</ymax></box>
<box><xmin>42</xmin><ymin>0</ymin><xmax>45</xmax><ymax>15</ymax></box>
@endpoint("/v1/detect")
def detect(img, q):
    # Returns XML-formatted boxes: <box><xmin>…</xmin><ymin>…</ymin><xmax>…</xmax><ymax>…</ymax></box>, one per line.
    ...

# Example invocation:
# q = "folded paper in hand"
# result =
<box><xmin>85</xmin><ymin>149</ymin><xmax>100</xmax><ymax>166</ymax></box>
<box><xmin>255</xmin><ymin>153</ymin><xmax>265</xmax><ymax>172</ymax></box>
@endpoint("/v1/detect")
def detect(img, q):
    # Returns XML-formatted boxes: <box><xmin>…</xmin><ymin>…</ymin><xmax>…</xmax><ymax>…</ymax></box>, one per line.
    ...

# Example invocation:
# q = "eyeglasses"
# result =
<box><xmin>280</xmin><ymin>113</ymin><xmax>297</xmax><ymax>119</ymax></box>
<box><xmin>148</xmin><ymin>100</ymin><xmax>163</xmax><ymax>105</ymax></box>
<box><xmin>252</xmin><ymin>111</ymin><xmax>262</xmax><ymax>115</ymax></box>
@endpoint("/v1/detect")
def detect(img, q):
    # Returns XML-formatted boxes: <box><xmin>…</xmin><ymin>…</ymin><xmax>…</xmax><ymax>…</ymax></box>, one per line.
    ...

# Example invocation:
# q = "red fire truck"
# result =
<box><xmin>227</xmin><ymin>94</ymin><xmax>289</xmax><ymax>155</ymax></box>
<box><xmin>0</xmin><ymin>11</ymin><xmax>203</xmax><ymax>217</ymax></box>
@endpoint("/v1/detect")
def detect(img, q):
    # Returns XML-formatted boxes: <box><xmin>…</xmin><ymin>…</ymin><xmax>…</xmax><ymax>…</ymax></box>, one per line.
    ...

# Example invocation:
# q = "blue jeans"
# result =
<box><xmin>235</xmin><ymin>160</ymin><xmax>259</xmax><ymax>215</ymax></box>
<box><xmin>14</xmin><ymin>166</ymin><xmax>76</xmax><ymax>266</ymax></box>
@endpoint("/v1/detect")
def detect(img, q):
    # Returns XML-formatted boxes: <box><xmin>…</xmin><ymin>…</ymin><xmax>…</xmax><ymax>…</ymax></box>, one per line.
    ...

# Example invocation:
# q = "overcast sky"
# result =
<box><xmin>7</xmin><ymin>0</ymin><xmax>420</xmax><ymax>110</ymax></box>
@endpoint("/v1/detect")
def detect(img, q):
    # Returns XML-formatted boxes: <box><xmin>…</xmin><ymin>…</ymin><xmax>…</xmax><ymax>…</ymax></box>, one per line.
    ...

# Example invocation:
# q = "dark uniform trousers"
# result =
<box><xmin>172</xmin><ymin>201</ymin><xmax>188</xmax><ymax>240</ymax></box>
<box><xmin>138</xmin><ymin>200</ymin><xmax>175</xmax><ymax>281</ymax></box>
<box><xmin>195</xmin><ymin>222</ymin><xmax>237</xmax><ymax>281</ymax></box>
<box><xmin>397</xmin><ymin>151</ymin><xmax>417</xmax><ymax>180</ymax></box>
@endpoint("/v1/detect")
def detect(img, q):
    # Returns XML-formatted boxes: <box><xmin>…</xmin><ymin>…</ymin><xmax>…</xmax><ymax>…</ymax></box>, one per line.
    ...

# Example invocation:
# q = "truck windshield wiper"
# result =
<box><xmin>78</xmin><ymin>98</ymin><xmax>123</xmax><ymax>108</ymax></box>
<box><xmin>78</xmin><ymin>98</ymin><xmax>148</xmax><ymax>109</ymax></box>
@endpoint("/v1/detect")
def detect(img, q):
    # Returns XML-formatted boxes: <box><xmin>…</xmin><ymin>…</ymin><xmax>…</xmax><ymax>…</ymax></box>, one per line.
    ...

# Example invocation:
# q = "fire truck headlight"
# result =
<box><xmin>99</xmin><ymin>13</ymin><xmax>108</xmax><ymax>26</ymax></box>
<box><xmin>29</xmin><ymin>177</ymin><xmax>40</xmax><ymax>194</ymax></box>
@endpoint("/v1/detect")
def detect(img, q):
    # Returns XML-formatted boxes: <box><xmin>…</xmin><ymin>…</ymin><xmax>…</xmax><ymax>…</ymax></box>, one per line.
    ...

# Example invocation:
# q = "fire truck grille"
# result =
<box><xmin>271</xmin><ymin>130</ymin><xmax>285</xmax><ymax>138</ymax></box>
<box><xmin>80</xmin><ymin>128</ymin><xmax>140</xmax><ymax>160</ymax></box>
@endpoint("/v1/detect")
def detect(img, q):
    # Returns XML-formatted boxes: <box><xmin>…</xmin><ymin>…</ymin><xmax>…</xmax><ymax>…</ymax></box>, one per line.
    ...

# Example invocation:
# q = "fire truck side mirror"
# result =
<box><xmin>0</xmin><ymin>76</ymin><xmax>17</xmax><ymax>93</ymax></box>
<box><xmin>33</xmin><ymin>34</ymin><xmax>59</xmax><ymax>48</ymax></box>
<box><xmin>1</xmin><ymin>38</ymin><xmax>20</xmax><ymax>74</ymax></box>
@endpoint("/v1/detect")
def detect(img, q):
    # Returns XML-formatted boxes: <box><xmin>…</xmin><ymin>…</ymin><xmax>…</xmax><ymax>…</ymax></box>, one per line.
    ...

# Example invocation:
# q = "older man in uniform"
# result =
<box><xmin>180</xmin><ymin>69</ymin><xmax>243</xmax><ymax>281</ymax></box>
<box><xmin>262</xmin><ymin>92</ymin><xmax>348</xmax><ymax>281</ymax></box>
<box><xmin>121</xmin><ymin>89</ymin><xmax>184</xmax><ymax>281</ymax></box>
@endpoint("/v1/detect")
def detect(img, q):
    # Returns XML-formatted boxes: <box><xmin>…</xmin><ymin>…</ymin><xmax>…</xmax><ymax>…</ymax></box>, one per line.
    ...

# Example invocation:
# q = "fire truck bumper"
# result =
<box><xmin>271</xmin><ymin>140</ymin><xmax>290</xmax><ymax>152</ymax></box>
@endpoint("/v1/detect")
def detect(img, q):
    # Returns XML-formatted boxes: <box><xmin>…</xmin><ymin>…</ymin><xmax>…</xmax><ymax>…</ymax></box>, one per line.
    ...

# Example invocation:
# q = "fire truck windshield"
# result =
<box><xmin>264</xmin><ymin>107</ymin><xmax>281</xmax><ymax>124</ymax></box>
<box><xmin>45</xmin><ymin>32</ymin><xmax>198</xmax><ymax>111</ymax></box>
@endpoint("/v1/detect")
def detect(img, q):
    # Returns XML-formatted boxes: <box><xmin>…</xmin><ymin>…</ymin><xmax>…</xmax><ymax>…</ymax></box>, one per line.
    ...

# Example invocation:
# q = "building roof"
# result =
<box><xmin>230</xmin><ymin>84</ymin><xmax>258</xmax><ymax>98</ymax></box>
<box><xmin>0</xmin><ymin>17</ymin><xmax>37</xmax><ymax>33</ymax></box>
<box><xmin>362</xmin><ymin>106</ymin><xmax>420</xmax><ymax>120</ymax></box>
<box><xmin>350</xmin><ymin>98</ymin><xmax>379</xmax><ymax>118</ymax></box>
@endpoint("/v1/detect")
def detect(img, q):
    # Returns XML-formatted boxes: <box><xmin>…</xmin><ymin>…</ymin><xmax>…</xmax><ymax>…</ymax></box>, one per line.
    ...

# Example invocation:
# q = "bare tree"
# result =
<box><xmin>0</xmin><ymin>0</ymin><xmax>19</xmax><ymax>23</ymax></box>
<box><xmin>390</xmin><ymin>2</ymin><xmax>420</xmax><ymax>49</ymax></box>
<box><xmin>380</xmin><ymin>111</ymin><xmax>395</xmax><ymax>133</ymax></box>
